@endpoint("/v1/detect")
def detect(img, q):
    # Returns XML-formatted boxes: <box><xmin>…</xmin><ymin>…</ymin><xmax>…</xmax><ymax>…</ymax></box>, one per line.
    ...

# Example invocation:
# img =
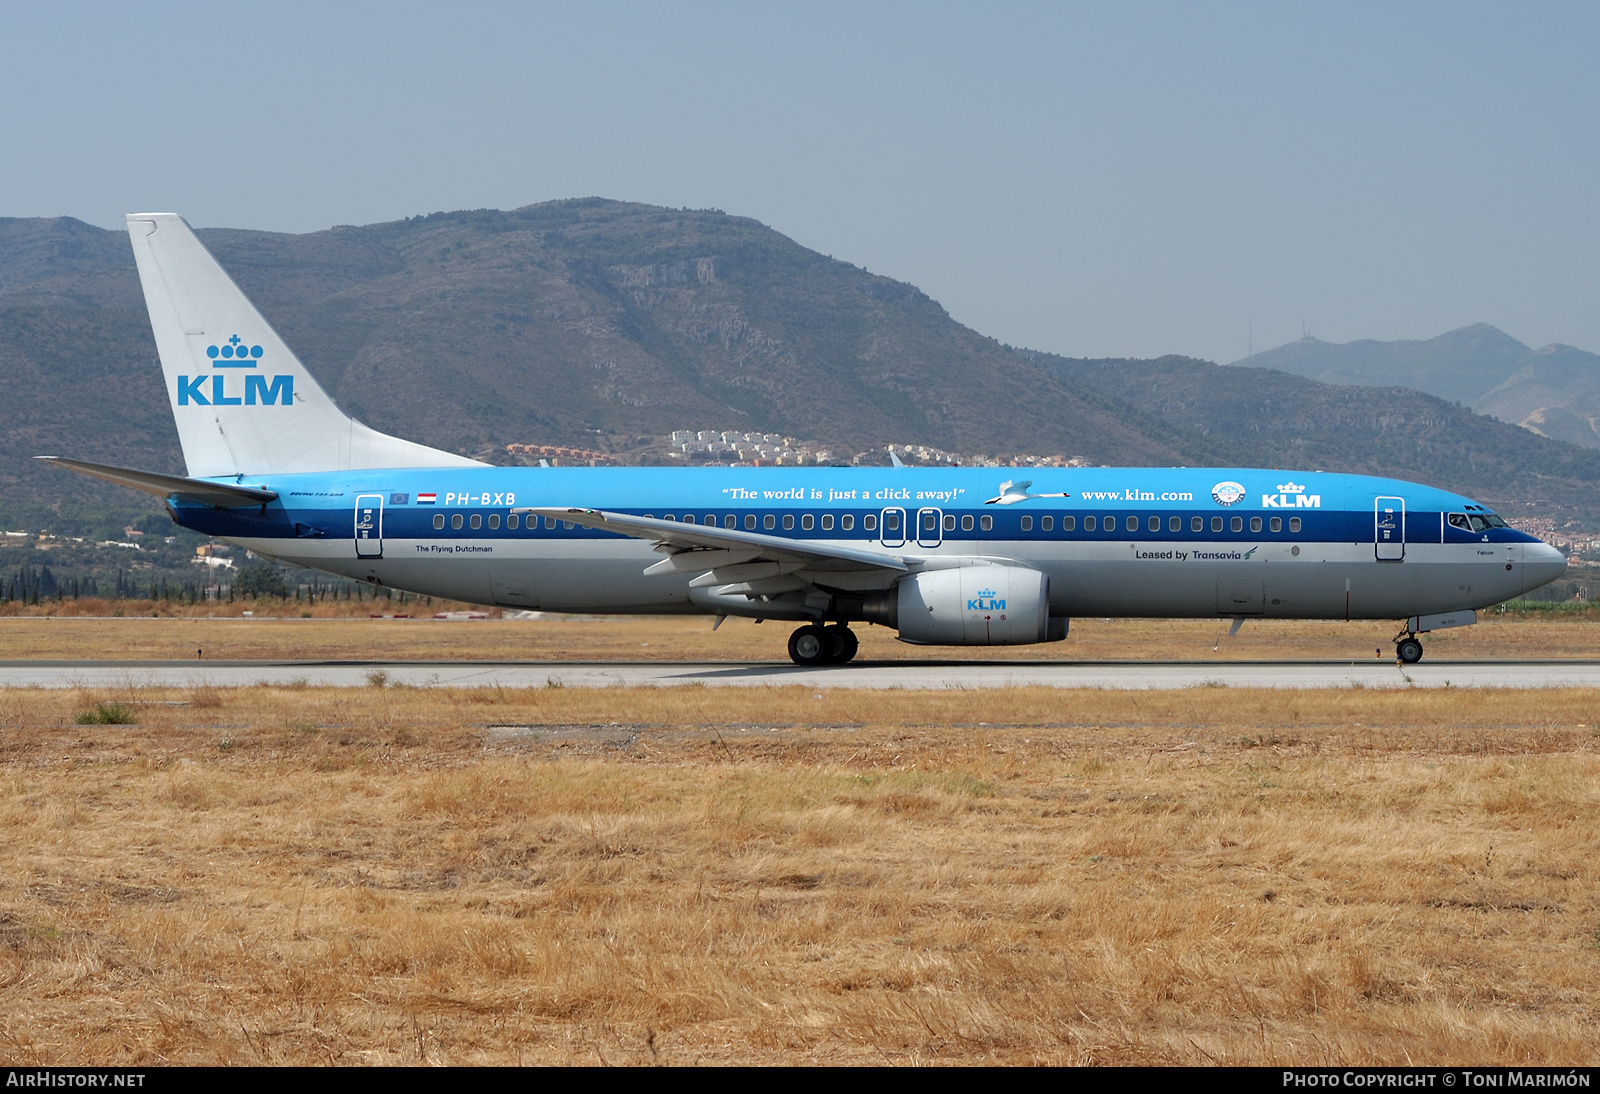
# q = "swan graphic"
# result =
<box><xmin>983</xmin><ymin>479</ymin><xmax>1071</xmax><ymax>505</ymax></box>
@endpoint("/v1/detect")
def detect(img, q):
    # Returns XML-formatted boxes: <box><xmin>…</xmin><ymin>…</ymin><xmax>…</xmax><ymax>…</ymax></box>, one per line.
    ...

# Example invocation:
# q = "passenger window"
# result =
<box><xmin>1269</xmin><ymin>516</ymin><xmax>1281</xmax><ymax>533</ymax></box>
<box><xmin>1104</xmin><ymin>515</ymin><xmax>1116</xmax><ymax>531</ymax></box>
<box><xmin>562</xmin><ymin>521</ymin><xmax>574</xmax><ymax>530</ymax></box>
<box><xmin>683</xmin><ymin>515</ymin><xmax>696</xmax><ymax>524</ymax></box>
<box><xmin>1126</xmin><ymin>516</ymin><xmax>1138</xmax><ymax>532</ymax></box>
<box><xmin>943</xmin><ymin>514</ymin><xmax>955</xmax><ymax>531</ymax></box>
<box><xmin>1020</xmin><ymin>515</ymin><xmax>1033</xmax><ymax>531</ymax></box>
<box><xmin>545</xmin><ymin>516</ymin><xmax>558</xmax><ymax>530</ymax></box>
<box><xmin>508</xmin><ymin>514</ymin><xmax>519</xmax><ymax>530</ymax></box>
<box><xmin>763</xmin><ymin>514</ymin><xmax>775</xmax><ymax>530</ymax></box>
<box><xmin>745</xmin><ymin>514</ymin><xmax>756</xmax><ymax>530</ymax></box>
<box><xmin>1169</xmin><ymin>516</ymin><xmax>1181</xmax><ymax>532</ymax></box>
<box><xmin>1061</xmin><ymin>515</ymin><xmax>1075</xmax><ymax>531</ymax></box>
<box><xmin>821</xmin><ymin>514</ymin><xmax>834</xmax><ymax>531</ymax></box>
<box><xmin>451</xmin><ymin>513</ymin><xmax>464</xmax><ymax>530</ymax></box>
<box><xmin>1249</xmin><ymin>516</ymin><xmax>1262</xmax><ymax>533</ymax></box>
<box><xmin>961</xmin><ymin>514</ymin><xmax>974</xmax><ymax>531</ymax></box>
<box><xmin>1084</xmin><ymin>516</ymin><xmax>1097</xmax><ymax>531</ymax></box>
<box><xmin>863</xmin><ymin>514</ymin><xmax>876</xmax><ymax>531</ymax></box>
<box><xmin>1041</xmin><ymin>515</ymin><xmax>1054</xmax><ymax>531</ymax></box>
<box><xmin>1230</xmin><ymin>516</ymin><xmax>1243</xmax><ymax>532</ymax></box>
<box><xmin>663</xmin><ymin>514</ymin><xmax>675</xmax><ymax>521</ymax></box>
<box><xmin>469</xmin><ymin>514</ymin><xmax>482</xmax><ymax>530</ymax></box>
<box><xmin>923</xmin><ymin>512</ymin><xmax>936</xmax><ymax>531</ymax></box>
<box><xmin>1147</xmin><ymin>516</ymin><xmax>1160</xmax><ymax>532</ymax></box>
<box><xmin>488</xmin><ymin>514</ymin><xmax>500</xmax><ymax>530</ymax></box>
<box><xmin>1191</xmin><ymin>516</ymin><xmax>1203</xmax><ymax>532</ymax></box>
<box><xmin>725</xmin><ymin>515</ymin><xmax>737</xmax><ymax>529</ymax></box>
<box><xmin>1211</xmin><ymin>516</ymin><xmax>1223</xmax><ymax>532</ymax></box>
<box><xmin>884</xmin><ymin>511</ymin><xmax>900</xmax><ymax>531</ymax></box>
<box><xmin>783</xmin><ymin>514</ymin><xmax>794</xmax><ymax>530</ymax></box>
<box><xmin>980</xmin><ymin>515</ymin><xmax>993</xmax><ymax>531</ymax></box>
<box><xmin>705</xmin><ymin>515</ymin><xmax>716</xmax><ymax>526</ymax></box>
<box><xmin>1289</xmin><ymin>517</ymin><xmax>1301</xmax><ymax>532</ymax></box>
<box><xmin>841</xmin><ymin>514</ymin><xmax>854</xmax><ymax>531</ymax></box>
<box><xmin>802</xmin><ymin>514</ymin><xmax>814</xmax><ymax>531</ymax></box>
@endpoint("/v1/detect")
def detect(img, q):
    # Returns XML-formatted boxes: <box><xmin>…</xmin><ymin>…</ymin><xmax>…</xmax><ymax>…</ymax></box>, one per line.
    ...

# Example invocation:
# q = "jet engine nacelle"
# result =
<box><xmin>894</xmin><ymin>563</ymin><xmax>1054</xmax><ymax>645</ymax></box>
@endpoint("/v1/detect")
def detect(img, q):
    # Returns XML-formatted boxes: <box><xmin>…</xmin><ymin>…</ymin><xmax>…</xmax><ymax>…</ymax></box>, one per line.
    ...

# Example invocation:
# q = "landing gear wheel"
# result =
<box><xmin>788</xmin><ymin>624</ymin><xmax>829</xmax><ymax>666</ymax></box>
<box><xmin>1396</xmin><ymin>637</ymin><xmax>1424</xmax><ymax>664</ymax></box>
<box><xmin>823</xmin><ymin>625</ymin><xmax>859</xmax><ymax>665</ymax></box>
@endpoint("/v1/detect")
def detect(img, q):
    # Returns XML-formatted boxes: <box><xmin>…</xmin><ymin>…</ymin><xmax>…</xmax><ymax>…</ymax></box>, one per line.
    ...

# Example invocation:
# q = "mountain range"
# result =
<box><xmin>1234</xmin><ymin>325</ymin><xmax>1600</xmax><ymax>449</ymax></box>
<box><xmin>2</xmin><ymin>200</ymin><xmax>1599</xmax><ymax>537</ymax></box>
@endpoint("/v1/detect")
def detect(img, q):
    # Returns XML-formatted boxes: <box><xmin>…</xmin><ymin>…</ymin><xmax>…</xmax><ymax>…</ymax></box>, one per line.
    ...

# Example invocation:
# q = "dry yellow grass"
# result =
<box><xmin>1</xmin><ymin>612</ymin><xmax>1598</xmax><ymax>662</ymax></box>
<box><xmin>0</xmin><ymin>685</ymin><xmax>1596</xmax><ymax>1065</ymax></box>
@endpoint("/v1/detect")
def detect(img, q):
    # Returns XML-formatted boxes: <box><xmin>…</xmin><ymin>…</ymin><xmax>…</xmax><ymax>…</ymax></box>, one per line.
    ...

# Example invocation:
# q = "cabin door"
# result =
<box><xmin>917</xmin><ymin>507</ymin><xmax>944</xmax><ymax>548</ymax></box>
<box><xmin>1375</xmin><ymin>496</ymin><xmax>1405</xmax><ymax>561</ymax></box>
<box><xmin>355</xmin><ymin>494</ymin><xmax>384</xmax><ymax>559</ymax></box>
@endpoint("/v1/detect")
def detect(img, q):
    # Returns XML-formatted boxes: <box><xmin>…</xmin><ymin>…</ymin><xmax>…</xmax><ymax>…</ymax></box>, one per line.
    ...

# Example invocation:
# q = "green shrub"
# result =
<box><xmin>74</xmin><ymin>701</ymin><xmax>138</xmax><ymax>725</ymax></box>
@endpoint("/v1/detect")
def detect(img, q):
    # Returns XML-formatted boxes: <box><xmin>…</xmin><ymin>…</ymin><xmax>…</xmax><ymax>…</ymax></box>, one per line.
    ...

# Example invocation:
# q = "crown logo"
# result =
<box><xmin>1276</xmin><ymin>482</ymin><xmax>1305</xmax><ymax>493</ymax></box>
<box><xmin>207</xmin><ymin>334</ymin><xmax>263</xmax><ymax>367</ymax></box>
<box><xmin>977</xmin><ymin>588</ymin><xmax>996</xmax><ymax>597</ymax></box>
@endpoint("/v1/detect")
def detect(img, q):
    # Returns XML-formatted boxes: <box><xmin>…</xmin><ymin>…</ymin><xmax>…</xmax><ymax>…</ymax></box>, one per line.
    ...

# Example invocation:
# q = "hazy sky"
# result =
<box><xmin>4</xmin><ymin>2</ymin><xmax>1596</xmax><ymax>364</ymax></box>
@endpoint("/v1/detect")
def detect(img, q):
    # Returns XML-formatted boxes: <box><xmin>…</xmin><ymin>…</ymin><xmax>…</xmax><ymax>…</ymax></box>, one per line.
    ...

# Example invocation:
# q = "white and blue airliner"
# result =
<box><xmin>39</xmin><ymin>214</ymin><xmax>1568</xmax><ymax>665</ymax></box>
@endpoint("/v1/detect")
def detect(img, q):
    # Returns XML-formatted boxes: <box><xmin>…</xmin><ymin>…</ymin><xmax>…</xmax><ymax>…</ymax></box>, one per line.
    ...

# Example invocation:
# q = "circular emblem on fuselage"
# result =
<box><xmin>1211</xmin><ymin>481</ymin><xmax>1246</xmax><ymax>507</ymax></box>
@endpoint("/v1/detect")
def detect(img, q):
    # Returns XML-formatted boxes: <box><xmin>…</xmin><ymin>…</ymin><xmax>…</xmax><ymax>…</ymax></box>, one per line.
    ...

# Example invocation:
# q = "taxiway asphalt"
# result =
<box><xmin>4</xmin><ymin>658</ymin><xmax>1600</xmax><ymax>689</ymax></box>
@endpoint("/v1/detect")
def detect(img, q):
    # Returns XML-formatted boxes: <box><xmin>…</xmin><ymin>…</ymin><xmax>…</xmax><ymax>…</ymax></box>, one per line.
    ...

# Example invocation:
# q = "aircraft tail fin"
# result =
<box><xmin>126</xmin><ymin>213</ymin><xmax>484</xmax><ymax>478</ymax></box>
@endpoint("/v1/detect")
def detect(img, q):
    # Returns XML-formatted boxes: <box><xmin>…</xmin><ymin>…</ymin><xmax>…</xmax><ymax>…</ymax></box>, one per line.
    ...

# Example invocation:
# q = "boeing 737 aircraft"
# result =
<box><xmin>39</xmin><ymin>214</ymin><xmax>1568</xmax><ymax>665</ymax></box>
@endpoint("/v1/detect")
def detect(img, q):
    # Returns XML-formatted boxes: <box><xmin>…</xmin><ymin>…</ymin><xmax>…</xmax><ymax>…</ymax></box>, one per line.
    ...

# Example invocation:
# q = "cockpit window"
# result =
<box><xmin>1468</xmin><ymin>515</ymin><xmax>1493</xmax><ymax>532</ymax></box>
<box><xmin>1448</xmin><ymin>513</ymin><xmax>1472</xmax><ymax>531</ymax></box>
<box><xmin>1482</xmin><ymin>513</ymin><xmax>1508</xmax><ymax>528</ymax></box>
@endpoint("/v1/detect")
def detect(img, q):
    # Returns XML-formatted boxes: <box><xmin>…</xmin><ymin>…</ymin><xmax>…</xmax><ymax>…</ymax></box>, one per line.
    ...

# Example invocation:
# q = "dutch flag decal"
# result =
<box><xmin>418</xmin><ymin>492</ymin><xmax>437</xmax><ymax>504</ymax></box>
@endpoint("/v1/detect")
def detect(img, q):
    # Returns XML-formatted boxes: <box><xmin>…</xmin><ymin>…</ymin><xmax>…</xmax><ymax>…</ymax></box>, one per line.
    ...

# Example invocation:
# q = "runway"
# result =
<box><xmin>5</xmin><ymin>658</ymin><xmax>1600</xmax><ymax>689</ymax></box>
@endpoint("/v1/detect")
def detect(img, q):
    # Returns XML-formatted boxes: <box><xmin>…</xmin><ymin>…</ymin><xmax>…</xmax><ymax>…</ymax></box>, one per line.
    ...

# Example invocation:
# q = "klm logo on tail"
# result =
<box><xmin>177</xmin><ymin>334</ymin><xmax>294</xmax><ymax>406</ymax></box>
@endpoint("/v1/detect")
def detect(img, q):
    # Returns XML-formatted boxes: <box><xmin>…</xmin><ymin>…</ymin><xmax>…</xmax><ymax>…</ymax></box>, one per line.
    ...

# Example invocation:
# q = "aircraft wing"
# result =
<box><xmin>36</xmin><ymin>457</ymin><xmax>279</xmax><ymax>507</ymax></box>
<box><xmin>519</xmin><ymin>507</ymin><xmax>908</xmax><ymax>592</ymax></box>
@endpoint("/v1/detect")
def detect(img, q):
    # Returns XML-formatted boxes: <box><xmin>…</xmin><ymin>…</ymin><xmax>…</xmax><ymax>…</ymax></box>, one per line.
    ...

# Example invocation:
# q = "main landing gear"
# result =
<box><xmin>787</xmin><ymin>623</ymin><xmax>859</xmax><ymax>666</ymax></box>
<box><xmin>1395</xmin><ymin>634</ymin><xmax>1424</xmax><ymax>664</ymax></box>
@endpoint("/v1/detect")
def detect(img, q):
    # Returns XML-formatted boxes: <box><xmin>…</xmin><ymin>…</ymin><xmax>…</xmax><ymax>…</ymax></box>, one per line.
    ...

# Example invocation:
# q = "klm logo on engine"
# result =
<box><xmin>177</xmin><ymin>334</ymin><xmax>294</xmax><ymax>407</ymax></box>
<box><xmin>967</xmin><ymin>587</ymin><xmax>1006</xmax><ymax>611</ymax></box>
<box><xmin>1262</xmin><ymin>481</ymin><xmax>1321</xmax><ymax>508</ymax></box>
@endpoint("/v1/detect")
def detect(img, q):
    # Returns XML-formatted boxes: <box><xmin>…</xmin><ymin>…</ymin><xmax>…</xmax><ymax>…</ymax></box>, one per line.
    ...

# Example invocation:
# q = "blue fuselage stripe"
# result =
<box><xmin>169</xmin><ymin>466</ymin><xmax>1538</xmax><ymax>546</ymax></box>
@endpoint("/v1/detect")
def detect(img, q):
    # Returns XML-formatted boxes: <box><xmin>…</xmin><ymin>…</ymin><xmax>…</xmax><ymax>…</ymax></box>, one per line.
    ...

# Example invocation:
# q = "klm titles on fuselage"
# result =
<box><xmin>176</xmin><ymin>335</ymin><xmax>294</xmax><ymax>407</ymax></box>
<box><xmin>1262</xmin><ymin>483</ymin><xmax>1320</xmax><ymax>508</ymax></box>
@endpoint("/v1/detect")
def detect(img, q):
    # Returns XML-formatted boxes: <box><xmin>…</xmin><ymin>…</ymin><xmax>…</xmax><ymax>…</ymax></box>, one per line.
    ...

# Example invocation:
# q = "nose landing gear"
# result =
<box><xmin>787</xmin><ymin>623</ymin><xmax>859</xmax><ymax>666</ymax></box>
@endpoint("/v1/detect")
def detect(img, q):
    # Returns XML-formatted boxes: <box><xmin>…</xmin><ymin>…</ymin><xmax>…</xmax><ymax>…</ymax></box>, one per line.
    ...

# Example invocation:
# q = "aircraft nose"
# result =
<box><xmin>1522</xmin><ymin>541</ymin><xmax>1568</xmax><ymax>595</ymax></box>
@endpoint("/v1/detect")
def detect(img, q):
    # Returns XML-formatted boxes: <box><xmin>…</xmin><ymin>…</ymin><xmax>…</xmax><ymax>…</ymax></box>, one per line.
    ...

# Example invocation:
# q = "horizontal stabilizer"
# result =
<box><xmin>35</xmin><ymin>457</ymin><xmax>279</xmax><ymax>507</ymax></box>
